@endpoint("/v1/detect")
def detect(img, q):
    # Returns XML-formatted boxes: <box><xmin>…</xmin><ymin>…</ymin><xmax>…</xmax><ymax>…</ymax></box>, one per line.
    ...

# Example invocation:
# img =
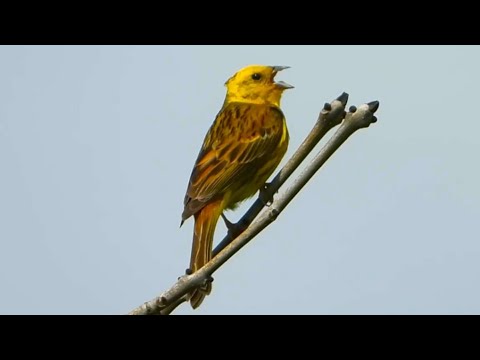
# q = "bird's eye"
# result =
<box><xmin>251</xmin><ymin>73</ymin><xmax>262</xmax><ymax>81</ymax></box>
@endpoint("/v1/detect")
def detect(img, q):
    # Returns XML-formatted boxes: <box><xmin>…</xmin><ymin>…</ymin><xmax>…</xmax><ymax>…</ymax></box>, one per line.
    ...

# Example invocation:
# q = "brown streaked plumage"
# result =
<box><xmin>181</xmin><ymin>65</ymin><xmax>293</xmax><ymax>309</ymax></box>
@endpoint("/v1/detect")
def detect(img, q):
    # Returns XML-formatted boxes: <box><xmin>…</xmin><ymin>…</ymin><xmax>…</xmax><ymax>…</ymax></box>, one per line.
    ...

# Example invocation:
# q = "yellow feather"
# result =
<box><xmin>182</xmin><ymin>65</ymin><xmax>293</xmax><ymax>309</ymax></box>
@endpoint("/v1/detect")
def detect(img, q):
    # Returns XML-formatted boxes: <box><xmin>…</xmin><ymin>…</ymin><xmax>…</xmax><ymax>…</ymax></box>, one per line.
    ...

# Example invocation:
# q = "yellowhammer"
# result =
<box><xmin>181</xmin><ymin>65</ymin><xmax>293</xmax><ymax>309</ymax></box>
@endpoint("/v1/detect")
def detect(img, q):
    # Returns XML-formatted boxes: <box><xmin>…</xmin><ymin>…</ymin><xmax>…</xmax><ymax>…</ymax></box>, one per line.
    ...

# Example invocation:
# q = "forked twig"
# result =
<box><xmin>128</xmin><ymin>93</ymin><xmax>379</xmax><ymax>315</ymax></box>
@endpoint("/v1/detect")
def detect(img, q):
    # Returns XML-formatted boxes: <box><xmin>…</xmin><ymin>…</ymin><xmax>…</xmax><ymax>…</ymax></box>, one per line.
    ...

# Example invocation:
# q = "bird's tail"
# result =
<box><xmin>189</xmin><ymin>199</ymin><xmax>223</xmax><ymax>309</ymax></box>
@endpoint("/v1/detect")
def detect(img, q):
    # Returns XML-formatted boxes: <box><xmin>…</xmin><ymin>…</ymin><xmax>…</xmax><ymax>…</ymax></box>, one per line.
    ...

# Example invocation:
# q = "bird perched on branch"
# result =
<box><xmin>181</xmin><ymin>64</ymin><xmax>293</xmax><ymax>309</ymax></box>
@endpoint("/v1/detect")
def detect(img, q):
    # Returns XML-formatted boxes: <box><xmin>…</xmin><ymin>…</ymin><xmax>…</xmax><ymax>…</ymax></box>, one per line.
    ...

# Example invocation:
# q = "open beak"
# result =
<box><xmin>271</xmin><ymin>65</ymin><xmax>294</xmax><ymax>89</ymax></box>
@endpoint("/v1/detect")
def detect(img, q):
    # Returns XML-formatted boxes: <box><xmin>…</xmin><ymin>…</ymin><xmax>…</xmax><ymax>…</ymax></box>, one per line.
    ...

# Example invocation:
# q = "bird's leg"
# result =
<box><xmin>221</xmin><ymin>213</ymin><xmax>235</xmax><ymax>230</ymax></box>
<box><xmin>259</xmin><ymin>182</ymin><xmax>274</xmax><ymax>207</ymax></box>
<box><xmin>221</xmin><ymin>213</ymin><xmax>248</xmax><ymax>239</ymax></box>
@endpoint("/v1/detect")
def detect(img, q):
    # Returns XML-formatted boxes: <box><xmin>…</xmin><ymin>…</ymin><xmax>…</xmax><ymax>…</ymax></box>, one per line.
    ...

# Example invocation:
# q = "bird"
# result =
<box><xmin>181</xmin><ymin>64</ymin><xmax>293</xmax><ymax>309</ymax></box>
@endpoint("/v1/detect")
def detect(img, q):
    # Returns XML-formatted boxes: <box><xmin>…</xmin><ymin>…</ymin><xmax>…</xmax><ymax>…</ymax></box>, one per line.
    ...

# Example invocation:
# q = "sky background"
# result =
<box><xmin>0</xmin><ymin>45</ymin><xmax>478</xmax><ymax>315</ymax></box>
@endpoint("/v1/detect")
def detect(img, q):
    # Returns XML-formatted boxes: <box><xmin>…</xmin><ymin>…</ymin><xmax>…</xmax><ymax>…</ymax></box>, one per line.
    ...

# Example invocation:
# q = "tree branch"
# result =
<box><xmin>213</xmin><ymin>92</ymin><xmax>349</xmax><ymax>256</ymax></box>
<box><xmin>128</xmin><ymin>94</ymin><xmax>379</xmax><ymax>315</ymax></box>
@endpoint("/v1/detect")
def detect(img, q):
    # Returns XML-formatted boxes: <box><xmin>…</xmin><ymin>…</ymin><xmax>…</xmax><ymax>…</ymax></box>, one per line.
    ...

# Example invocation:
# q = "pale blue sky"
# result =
<box><xmin>0</xmin><ymin>45</ymin><xmax>478</xmax><ymax>314</ymax></box>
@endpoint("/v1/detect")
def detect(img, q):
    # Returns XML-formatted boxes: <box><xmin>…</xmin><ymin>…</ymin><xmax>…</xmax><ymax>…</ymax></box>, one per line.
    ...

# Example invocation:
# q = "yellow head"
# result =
<box><xmin>224</xmin><ymin>65</ymin><xmax>293</xmax><ymax>107</ymax></box>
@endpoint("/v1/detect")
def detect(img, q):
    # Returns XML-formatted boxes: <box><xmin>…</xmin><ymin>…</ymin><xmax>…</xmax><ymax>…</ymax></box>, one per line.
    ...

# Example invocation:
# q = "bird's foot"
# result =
<box><xmin>221</xmin><ymin>213</ymin><xmax>248</xmax><ymax>239</ymax></box>
<box><xmin>259</xmin><ymin>182</ymin><xmax>274</xmax><ymax>207</ymax></box>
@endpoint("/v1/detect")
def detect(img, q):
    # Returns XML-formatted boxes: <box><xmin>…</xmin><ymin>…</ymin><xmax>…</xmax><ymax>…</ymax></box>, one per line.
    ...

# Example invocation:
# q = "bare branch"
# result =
<box><xmin>128</xmin><ymin>94</ymin><xmax>379</xmax><ymax>315</ymax></box>
<box><xmin>213</xmin><ymin>92</ymin><xmax>349</xmax><ymax>256</ymax></box>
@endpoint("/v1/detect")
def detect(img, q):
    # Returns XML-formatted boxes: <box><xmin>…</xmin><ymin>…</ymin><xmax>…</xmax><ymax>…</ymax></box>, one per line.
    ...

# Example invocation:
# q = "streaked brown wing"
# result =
<box><xmin>182</xmin><ymin>102</ymin><xmax>284</xmax><ymax>221</ymax></box>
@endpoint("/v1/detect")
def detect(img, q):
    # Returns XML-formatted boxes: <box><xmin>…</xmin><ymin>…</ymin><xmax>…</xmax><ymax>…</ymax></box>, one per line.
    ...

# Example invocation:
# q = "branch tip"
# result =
<box><xmin>336</xmin><ymin>92</ymin><xmax>349</xmax><ymax>105</ymax></box>
<box><xmin>344</xmin><ymin>102</ymin><xmax>380</xmax><ymax>130</ymax></box>
<box><xmin>368</xmin><ymin>100</ymin><xmax>380</xmax><ymax>113</ymax></box>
